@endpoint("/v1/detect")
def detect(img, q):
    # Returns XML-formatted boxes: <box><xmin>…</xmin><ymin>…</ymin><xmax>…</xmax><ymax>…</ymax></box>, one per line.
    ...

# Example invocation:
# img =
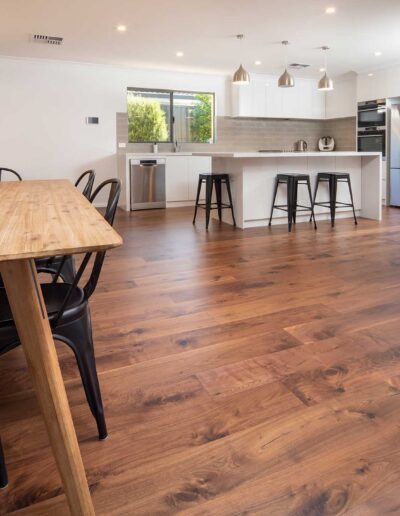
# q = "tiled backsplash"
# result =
<box><xmin>117</xmin><ymin>113</ymin><xmax>356</xmax><ymax>153</ymax></box>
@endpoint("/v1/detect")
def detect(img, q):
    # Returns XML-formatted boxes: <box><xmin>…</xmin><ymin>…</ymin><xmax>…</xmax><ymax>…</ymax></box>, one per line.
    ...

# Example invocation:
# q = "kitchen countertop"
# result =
<box><xmin>192</xmin><ymin>151</ymin><xmax>382</xmax><ymax>158</ymax></box>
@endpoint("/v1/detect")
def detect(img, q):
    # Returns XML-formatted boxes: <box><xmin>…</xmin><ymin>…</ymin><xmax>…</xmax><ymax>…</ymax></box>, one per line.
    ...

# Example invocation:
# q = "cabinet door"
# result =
<box><xmin>310</xmin><ymin>88</ymin><xmax>326</xmax><ymax>119</ymax></box>
<box><xmin>326</xmin><ymin>78</ymin><xmax>356</xmax><ymax>118</ymax></box>
<box><xmin>265</xmin><ymin>80</ymin><xmax>282</xmax><ymax>118</ymax></box>
<box><xmin>188</xmin><ymin>156</ymin><xmax>211</xmax><ymax>200</ymax></box>
<box><xmin>251</xmin><ymin>80</ymin><xmax>268</xmax><ymax>117</ymax></box>
<box><xmin>166</xmin><ymin>156</ymin><xmax>189</xmax><ymax>202</ymax></box>
<box><xmin>231</xmin><ymin>83</ymin><xmax>253</xmax><ymax>117</ymax></box>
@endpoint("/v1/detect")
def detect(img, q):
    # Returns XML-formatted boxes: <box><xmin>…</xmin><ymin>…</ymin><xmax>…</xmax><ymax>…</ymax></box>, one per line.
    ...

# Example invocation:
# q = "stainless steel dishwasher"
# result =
<box><xmin>130</xmin><ymin>158</ymin><xmax>166</xmax><ymax>210</ymax></box>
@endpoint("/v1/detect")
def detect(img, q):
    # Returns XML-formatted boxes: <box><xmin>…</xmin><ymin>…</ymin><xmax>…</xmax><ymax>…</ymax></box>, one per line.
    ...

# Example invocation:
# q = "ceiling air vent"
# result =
<box><xmin>31</xmin><ymin>34</ymin><xmax>63</xmax><ymax>46</ymax></box>
<box><xmin>288</xmin><ymin>63</ymin><xmax>310</xmax><ymax>70</ymax></box>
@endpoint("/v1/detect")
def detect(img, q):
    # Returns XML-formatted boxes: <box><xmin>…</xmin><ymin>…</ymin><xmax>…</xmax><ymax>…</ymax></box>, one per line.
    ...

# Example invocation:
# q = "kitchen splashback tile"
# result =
<box><xmin>117</xmin><ymin>113</ymin><xmax>356</xmax><ymax>153</ymax></box>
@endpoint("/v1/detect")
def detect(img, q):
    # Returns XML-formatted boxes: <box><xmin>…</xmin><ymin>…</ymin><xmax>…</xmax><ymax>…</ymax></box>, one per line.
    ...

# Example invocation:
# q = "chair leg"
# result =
<box><xmin>192</xmin><ymin>177</ymin><xmax>203</xmax><ymax>224</ymax></box>
<box><xmin>287</xmin><ymin>178</ymin><xmax>294</xmax><ymax>232</ymax></box>
<box><xmin>269</xmin><ymin>177</ymin><xmax>279</xmax><ymax>226</ymax></box>
<box><xmin>0</xmin><ymin>438</ymin><xmax>8</xmax><ymax>489</ymax></box>
<box><xmin>329</xmin><ymin>176</ymin><xmax>338</xmax><ymax>228</ymax></box>
<box><xmin>215</xmin><ymin>178</ymin><xmax>222</xmax><ymax>222</ymax></box>
<box><xmin>60</xmin><ymin>256</ymin><xmax>76</xmax><ymax>284</ymax></box>
<box><xmin>205</xmin><ymin>176</ymin><xmax>213</xmax><ymax>230</ymax></box>
<box><xmin>292</xmin><ymin>179</ymin><xmax>298</xmax><ymax>225</ymax></box>
<box><xmin>347</xmin><ymin>177</ymin><xmax>358</xmax><ymax>225</ymax></box>
<box><xmin>225</xmin><ymin>177</ymin><xmax>236</xmax><ymax>227</ymax></box>
<box><xmin>55</xmin><ymin>310</ymin><xmax>107</xmax><ymax>440</ymax></box>
<box><xmin>306</xmin><ymin>177</ymin><xmax>317</xmax><ymax>230</ymax></box>
<box><xmin>309</xmin><ymin>177</ymin><xmax>320</xmax><ymax>222</ymax></box>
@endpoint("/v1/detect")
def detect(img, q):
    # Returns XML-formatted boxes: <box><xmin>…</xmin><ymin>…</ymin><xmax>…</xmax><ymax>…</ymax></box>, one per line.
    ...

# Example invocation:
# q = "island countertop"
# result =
<box><xmin>193</xmin><ymin>151</ymin><xmax>382</xmax><ymax>158</ymax></box>
<box><xmin>196</xmin><ymin>151</ymin><xmax>382</xmax><ymax>228</ymax></box>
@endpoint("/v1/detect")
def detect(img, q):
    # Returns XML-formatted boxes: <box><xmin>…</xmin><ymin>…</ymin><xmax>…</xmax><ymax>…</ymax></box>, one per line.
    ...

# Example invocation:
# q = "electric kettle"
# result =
<box><xmin>295</xmin><ymin>140</ymin><xmax>308</xmax><ymax>152</ymax></box>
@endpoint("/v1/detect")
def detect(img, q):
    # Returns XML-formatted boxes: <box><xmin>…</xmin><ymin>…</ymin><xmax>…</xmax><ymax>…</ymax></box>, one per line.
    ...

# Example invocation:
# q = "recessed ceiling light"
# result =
<box><xmin>374</xmin><ymin>51</ymin><xmax>382</xmax><ymax>56</ymax></box>
<box><xmin>116</xmin><ymin>25</ymin><xmax>127</xmax><ymax>32</ymax></box>
<box><xmin>255</xmin><ymin>60</ymin><xmax>262</xmax><ymax>66</ymax></box>
<box><xmin>325</xmin><ymin>7</ymin><xmax>336</xmax><ymax>14</ymax></box>
<box><xmin>368</xmin><ymin>73</ymin><xmax>374</xmax><ymax>77</ymax></box>
<box><xmin>319</xmin><ymin>67</ymin><xmax>325</xmax><ymax>72</ymax></box>
<box><xmin>176</xmin><ymin>51</ymin><xmax>184</xmax><ymax>57</ymax></box>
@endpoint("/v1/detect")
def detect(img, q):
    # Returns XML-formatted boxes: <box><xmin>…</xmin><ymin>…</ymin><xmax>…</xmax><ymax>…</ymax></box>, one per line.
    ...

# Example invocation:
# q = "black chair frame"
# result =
<box><xmin>0</xmin><ymin>168</ymin><xmax>22</xmax><ymax>181</ymax></box>
<box><xmin>269</xmin><ymin>174</ymin><xmax>317</xmax><ymax>232</ymax></box>
<box><xmin>193</xmin><ymin>173</ymin><xmax>236</xmax><ymax>230</ymax></box>
<box><xmin>311</xmin><ymin>173</ymin><xmax>357</xmax><ymax>227</ymax></box>
<box><xmin>75</xmin><ymin>169</ymin><xmax>96</xmax><ymax>199</ymax></box>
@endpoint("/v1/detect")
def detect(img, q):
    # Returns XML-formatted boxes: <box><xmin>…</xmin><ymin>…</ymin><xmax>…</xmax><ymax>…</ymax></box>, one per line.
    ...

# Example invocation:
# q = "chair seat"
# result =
<box><xmin>317</xmin><ymin>172</ymin><xmax>350</xmax><ymax>179</ymax></box>
<box><xmin>199</xmin><ymin>173</ymin><xmax>229</xmax><ymax>181</ymax></box>
<box><xmin>0</xmin><ymin>283</ymin><xmax>85</xmax><ymax>329</ymax></box>
<box><xmin>277</xmin><ymin>173</ymin><xmax>310</xmax><ymax>181</ymax></box>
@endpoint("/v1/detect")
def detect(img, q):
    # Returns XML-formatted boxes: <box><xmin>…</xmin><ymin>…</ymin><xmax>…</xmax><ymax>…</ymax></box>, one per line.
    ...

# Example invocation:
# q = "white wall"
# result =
<box><xmin>0</xmin><ymin>57</ymin><xmax>229</xmax><ymax>187</ymax></box>
<box><xmin>357</xmin><ymin>63</ymin><xmax>400</xmax><ymax>101</ymax></box>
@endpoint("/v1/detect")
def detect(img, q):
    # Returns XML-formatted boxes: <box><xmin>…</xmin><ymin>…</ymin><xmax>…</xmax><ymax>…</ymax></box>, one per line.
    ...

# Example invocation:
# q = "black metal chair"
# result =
<box><xmin>0</xmin><ymin>438</ymin><xmax>7</xmax><ymax>489</ymax></box>
<box><xmin>0</xmin><ymin>178</ymin><xmax>121</xmax><ymax>487</ymax></box>
<box><xmin>269</xmin><ymin>173</ymin><xmax>317</xmax><ymax>232</ymax></box>
<box><xmin>193</xmin><ymin>173</ymin><xmax>236</xmax><ymax>230</ymax></box>
<box><xmin>75</xmin><ymin>169</ymin><xmax>96</xmax><ymax>200</ymax></box>
<box><xmin>0</xmin><ymin>168</ymin><xmax>22</xmax><ymax>181</ymax></box>
<box><xmin>35</xmin><ymin>170</ymin><xmax>96</xmax><ymax>282</ymax></box>
<box><xmin>311</xmin><ymin>172</ymin><xmax>357</xmax><ymax>227</ymax></box>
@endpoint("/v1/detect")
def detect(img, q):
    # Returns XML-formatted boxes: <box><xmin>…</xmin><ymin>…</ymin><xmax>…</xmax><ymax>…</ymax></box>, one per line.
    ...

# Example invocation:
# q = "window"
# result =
<box><xmin>127</xmin><ymin>88</ymin><xmax>215</xmax><ymax>144</ymax></box>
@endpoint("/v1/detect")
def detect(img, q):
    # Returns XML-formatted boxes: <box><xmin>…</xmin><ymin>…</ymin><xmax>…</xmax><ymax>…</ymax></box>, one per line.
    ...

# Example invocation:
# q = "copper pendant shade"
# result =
<box><xmin>232</xmin><ymin>35</ymin><xmax>250</xmax><ymax>85</ymax></box>
<box><xmin>278</xmin><ymin>41</ymin><xmax>295</xmax><ymax>88</ymax></box>
<box><xmin>233</xmin><ymin>64</ymin><xmax>250</xmax><ymax>84</ymax></box>
<box><xmin>318</xmin><ymin>46</ymin><xmax>334</xmax><ymax>91</ymax></box>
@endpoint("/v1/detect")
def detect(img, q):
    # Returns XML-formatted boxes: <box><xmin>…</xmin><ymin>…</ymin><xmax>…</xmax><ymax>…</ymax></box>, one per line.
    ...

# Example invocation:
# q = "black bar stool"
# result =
<box><xmin>311</xmin><ymin>172</ymin><xmax>357</xmax><ymax>227</ymax></box>
<box><xmin>269</xmin><ymin>174</ymin><xmax>316</xmax><ymax>232</ymax></box>
<box><xmin>193</xmin><ymin>173</ymin><xmax>236</xmax><ymax>230</ymax></box>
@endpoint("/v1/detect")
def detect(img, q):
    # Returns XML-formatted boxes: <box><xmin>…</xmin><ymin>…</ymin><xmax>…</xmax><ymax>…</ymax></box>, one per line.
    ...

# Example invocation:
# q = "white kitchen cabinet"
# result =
<box><xmin>356</xmin><ymin>65</ymin><xmax>400</xmax><ymax>102</ymax></box>
<box><xmin>326</xmin><ymin>75</ymin><xmax>357</xmax><ymax>118</ymax></box>
<box><xmin>188</xmin><ymin>156</ymin><xmax>211</xmax><ymax>200</ymax></box>
<box><xmin>166</xmin><ymin>156</ymin><xmax>189</xmax><ymax>202</ymax></box>
<box><xmin>165</xmin><ymin>155</ymin><xmax>212</xmax><ymax>204</ymax></box>
<box><xmin>231</xmin><ymin>73</ymin><xmax>326</xmax><ymax>120</ymax></box>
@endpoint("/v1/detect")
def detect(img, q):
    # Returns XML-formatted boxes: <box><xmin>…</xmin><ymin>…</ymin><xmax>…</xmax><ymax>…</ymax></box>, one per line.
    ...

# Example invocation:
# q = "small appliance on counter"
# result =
<box><xmin>318</xmin><ymin>136</ymin><xmax>335</xmax><ymax>152</ymax></box>
<box><xmin>294</xmin><ymin>140</ymin><xmax>307</xmax><ymax>152</ymax></box>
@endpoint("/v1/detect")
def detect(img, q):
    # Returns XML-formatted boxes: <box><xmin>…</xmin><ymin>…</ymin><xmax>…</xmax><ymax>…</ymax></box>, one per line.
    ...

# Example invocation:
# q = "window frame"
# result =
<box><xmin>127</xmin><ymin>87</ymin><xmax>216</xmax><ymax>144</ymax></box>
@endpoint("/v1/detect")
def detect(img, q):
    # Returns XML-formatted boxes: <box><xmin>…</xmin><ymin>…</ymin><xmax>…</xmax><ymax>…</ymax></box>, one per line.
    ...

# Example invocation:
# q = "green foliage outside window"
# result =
<box><xmin>127</xmin><ymin>97</ymin><xmax>169</xmax><ymax>142</ymax></box>
<box><xmin>190</xmin><ymin>94</ymin><xmax>213</xmax><ymax>143</ymax></box>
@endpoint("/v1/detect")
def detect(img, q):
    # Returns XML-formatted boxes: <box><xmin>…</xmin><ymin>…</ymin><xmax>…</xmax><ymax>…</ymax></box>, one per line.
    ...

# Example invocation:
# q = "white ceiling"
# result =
<box><xmin>1</xmin><ymin>0</ymin><xmax>400</xmax><ymax>78</ymax></box>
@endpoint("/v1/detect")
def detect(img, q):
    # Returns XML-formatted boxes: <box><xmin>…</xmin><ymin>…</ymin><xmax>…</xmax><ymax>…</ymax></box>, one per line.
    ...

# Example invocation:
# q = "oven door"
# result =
<box><xmin>358</xmin><ymin>108</ymin><xmax>386</xmax><ymax>128</ymax></box>
<box><xmin>357</xmin><ymin>131</ymin><xmax>386</xmax><ymax>157</ymax></box>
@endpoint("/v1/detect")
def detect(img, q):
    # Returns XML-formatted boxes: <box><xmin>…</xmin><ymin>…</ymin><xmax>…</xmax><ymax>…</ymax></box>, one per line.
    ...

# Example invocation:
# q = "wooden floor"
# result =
<box><xmin>2</xmin><ymin>207</ymin><xmax>400</xmax><ymax>515</ymax></box>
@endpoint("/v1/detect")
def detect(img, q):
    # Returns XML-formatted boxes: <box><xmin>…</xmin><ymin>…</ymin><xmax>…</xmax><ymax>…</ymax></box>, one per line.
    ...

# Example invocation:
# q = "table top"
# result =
<box><xmin>0</xmin><ymin>179</ymin><xmax>122</xmax><ymax>262</ymax></box>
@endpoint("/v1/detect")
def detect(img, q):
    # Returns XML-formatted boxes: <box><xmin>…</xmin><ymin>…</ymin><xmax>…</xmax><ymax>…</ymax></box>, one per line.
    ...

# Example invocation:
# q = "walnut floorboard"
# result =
<box><xmin>2</xmin><ymin>207</ymin><xmax>400</xmax><ymax>515</ymax></box>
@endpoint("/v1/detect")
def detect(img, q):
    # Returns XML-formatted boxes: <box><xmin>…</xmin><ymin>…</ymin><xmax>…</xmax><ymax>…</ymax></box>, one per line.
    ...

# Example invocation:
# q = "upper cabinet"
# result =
<box><xmin>357</xmin><ymin>65</ymin><xmax>400</xmax><ymax>102</ymax></box>
<box><xmin>231</xmin><ymin>74</ymin><xmax>325</xmax><ymax>120</ymax></box>
<box><xmin>325</xmin><ymin>74</ymin><xmax>357</xmax><ymax>119</ymax></box>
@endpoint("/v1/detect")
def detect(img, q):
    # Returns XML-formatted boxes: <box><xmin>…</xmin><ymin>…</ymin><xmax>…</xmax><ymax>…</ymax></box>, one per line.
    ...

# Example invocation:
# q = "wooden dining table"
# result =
<box><xmin>0</xmin><ymin>179</ymin><xmax>122</xmax><ymax>515</ymax></box>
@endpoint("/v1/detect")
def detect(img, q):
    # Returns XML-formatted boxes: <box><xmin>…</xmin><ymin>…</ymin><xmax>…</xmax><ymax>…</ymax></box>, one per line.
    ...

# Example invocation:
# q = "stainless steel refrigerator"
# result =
<box><xmin>389</xmin><ymin>104</ymin><xmax>400</xmax><ymax>206</ymax></box>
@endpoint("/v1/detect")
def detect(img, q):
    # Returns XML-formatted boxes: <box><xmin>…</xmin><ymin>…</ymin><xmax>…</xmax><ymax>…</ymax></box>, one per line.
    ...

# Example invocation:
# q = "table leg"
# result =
<box><xmin>0</xmin><ymin>259</ymin><xmax>95</xmax><ymax>516</ymax></box>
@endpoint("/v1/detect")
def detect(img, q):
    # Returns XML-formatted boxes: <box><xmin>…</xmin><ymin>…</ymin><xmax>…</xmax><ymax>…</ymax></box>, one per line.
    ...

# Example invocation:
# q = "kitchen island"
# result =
<box><xmin>193</xmin><ymin>151</ymin><xmax>382</xmax><ymax>229</ymax></box>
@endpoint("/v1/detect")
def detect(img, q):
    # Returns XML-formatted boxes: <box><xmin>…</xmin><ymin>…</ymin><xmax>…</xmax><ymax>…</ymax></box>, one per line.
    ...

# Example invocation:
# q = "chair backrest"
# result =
<box><xmin>0</xmin><ymin>168</ymin><xmax>22</xmax><ymax>181</ymax></box>
<box><xmin>75</xmin><ymin>170</ymin><xmax>95</xmax><ymax>199</ymax></box>
<box><xmin>51</xmin><ymin>179</ymin><xmax>121</xmax><ymax>328</ymax></box>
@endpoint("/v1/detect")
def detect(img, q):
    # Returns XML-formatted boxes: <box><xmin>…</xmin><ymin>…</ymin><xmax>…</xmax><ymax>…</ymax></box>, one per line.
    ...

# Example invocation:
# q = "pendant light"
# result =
<box><xmin>233</xmin><ymin>34</ymin><xmax>250</xmax><ymax>85</ymax></box>
<box><xmin>278</xmin><ymin>41</ymin><xmax>295</xmax><ymax>88</ymax></box>
<box><xmin>318</xmin><ymin>46</ymin><xmax>334</xmax><ymax>91</ymax></box>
